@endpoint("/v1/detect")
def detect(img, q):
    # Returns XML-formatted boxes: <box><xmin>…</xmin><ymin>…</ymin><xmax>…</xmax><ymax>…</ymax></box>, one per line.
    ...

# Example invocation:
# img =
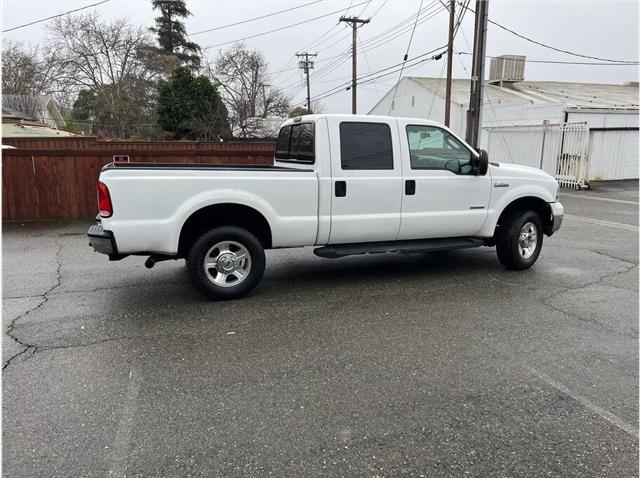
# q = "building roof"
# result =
<box><xmin>2</xmin><ymin>94</ymin><xmax>67</xmax><ymax>128</ymax></box>
<box><xmin>405</xmin><ymin>77</ymin><xmax>639</xmax><ymax>109</ymax></box>
<box><xmin>2</xmin><ymin>123</ymin><xmax>77</xmax><ymax>138</ymax></box>
<box><xmin>1</xmin><ymin>104</ymin><xmax>36</xmax><ymax>121</ymax></box>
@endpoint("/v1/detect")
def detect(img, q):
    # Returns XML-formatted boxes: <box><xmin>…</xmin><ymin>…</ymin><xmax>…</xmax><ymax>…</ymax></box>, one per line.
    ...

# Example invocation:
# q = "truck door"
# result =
<box><xmin>396</xmin><ymin>121</ymin><xmax>491</xmax><ymax>240</ymax></box>
<box><xmin>328</xmin><ymin>119</ymin><xmax>403</xmax><ymax>244</ymax></box>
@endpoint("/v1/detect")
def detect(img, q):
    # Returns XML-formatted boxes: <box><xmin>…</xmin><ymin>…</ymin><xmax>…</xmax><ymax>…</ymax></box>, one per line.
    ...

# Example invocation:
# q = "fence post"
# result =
<box><xmin>539</xmin><ymin>128</ymin><xmax>547</xmax><ymax>169</ymax></box>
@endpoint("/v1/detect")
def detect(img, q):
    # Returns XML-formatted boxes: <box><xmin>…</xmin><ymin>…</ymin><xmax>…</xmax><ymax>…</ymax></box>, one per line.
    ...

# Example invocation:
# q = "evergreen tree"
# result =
<box><xmin>157</xmin><ymin>66</ymin><xmax>229</xmax><ymax>140</ymax></box>
<box><xmin>151</xmin><ymin>0</ymin><xmax>201</xmax><ymax>69</ymax></box>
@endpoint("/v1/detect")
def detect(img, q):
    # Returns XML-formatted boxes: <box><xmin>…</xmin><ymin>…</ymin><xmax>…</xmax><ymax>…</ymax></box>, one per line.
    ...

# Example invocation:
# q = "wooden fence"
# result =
<box><xmin>2</xmin><ymin>137</ymin><xmax>276</xmax><ymax>221</ymax></box>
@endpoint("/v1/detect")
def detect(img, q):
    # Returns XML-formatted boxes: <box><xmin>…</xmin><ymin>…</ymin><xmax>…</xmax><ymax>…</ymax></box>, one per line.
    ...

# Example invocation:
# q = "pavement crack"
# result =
<box><xmin>551</xmin><ymin>243</ymin><xmax>639</xmax><ymax>267</ymax></box>
<box><xmin>3</xmin><ymin>294</ymin><xmax>46</xmax><ymax>300</ymax></box>
<box><xmin>587</xmin><ymin>249</ymin><xmax>639</xmax><ymax>266</ymax></box>
<box><xmin>4</xmin><ymin>239</ymin><xmax>64</xmax><ymax>370</ymax></box>
<box><xmin>539</xmin><ymin>262</ymin><xmax>638</xmax><ymax>337</ymax></box>
<box><xmin>37</xmin><ymin>335</ymin><xmax>134</xmax><ymax>352</ymax></box>
<box><xmin>2</xmin><ymin>346</ymin><xmax>36</xmax><ymax>371</ymax></box>
<box><xmin>49</xmin><ymin>280</ymin><xmax>185</xmax><ymax>295</ymax></box>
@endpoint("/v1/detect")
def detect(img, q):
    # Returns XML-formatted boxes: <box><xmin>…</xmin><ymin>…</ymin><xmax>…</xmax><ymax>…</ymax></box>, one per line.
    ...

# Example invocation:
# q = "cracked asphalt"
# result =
<box><xmin>3</xmin><ymin>180</ymin><xmax>638</xmax><ymax>477</ymax></box>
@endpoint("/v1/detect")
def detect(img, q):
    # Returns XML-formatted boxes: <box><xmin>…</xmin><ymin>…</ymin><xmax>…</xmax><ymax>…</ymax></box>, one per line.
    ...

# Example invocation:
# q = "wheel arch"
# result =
<box><xmin>494</xmin><ymin>196</ymin><xmax>553</xmax><ymax>237</ymax></box>
<box><xmin>178</xmin><ymin>203</ymin><xmax>272</xmax><ymax>257</ymax></box>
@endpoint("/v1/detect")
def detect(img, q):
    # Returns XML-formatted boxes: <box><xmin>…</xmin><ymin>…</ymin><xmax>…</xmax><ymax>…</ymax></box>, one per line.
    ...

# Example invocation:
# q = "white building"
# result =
<box><xmin>369</xmin><ymin>57</ymin><xmax>639</xmax><ymax>181</ymax></box>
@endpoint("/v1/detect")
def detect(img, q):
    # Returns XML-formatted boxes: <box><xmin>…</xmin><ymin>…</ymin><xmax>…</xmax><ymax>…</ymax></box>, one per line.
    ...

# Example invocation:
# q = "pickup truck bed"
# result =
<box><xmin>103</xmin><ymin>162</ymin><xmax>312</xmax><ymax>172</ymax></box>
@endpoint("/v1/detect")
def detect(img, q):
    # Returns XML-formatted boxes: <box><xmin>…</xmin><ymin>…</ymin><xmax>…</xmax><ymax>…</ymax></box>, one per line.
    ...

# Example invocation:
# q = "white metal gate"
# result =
<box><xmin>484</xmin><ymin>122</ymin><xmax>590</xmax><ymax>189</ymax></box>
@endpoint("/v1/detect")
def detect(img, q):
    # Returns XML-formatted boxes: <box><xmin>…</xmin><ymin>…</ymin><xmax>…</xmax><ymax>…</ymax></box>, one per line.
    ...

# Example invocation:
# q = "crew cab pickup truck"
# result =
<box><xmin>88</xmin><ymin>114</ymin><xmax>563</xmax><ymax>300</ymax></box>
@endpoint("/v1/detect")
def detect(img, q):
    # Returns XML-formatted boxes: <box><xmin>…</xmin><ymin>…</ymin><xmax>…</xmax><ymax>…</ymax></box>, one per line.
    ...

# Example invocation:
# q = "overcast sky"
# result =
<box><xmin>3</xmin><ymin>0</ymin><xmax>639</xmax><ymax>114</ymax></box>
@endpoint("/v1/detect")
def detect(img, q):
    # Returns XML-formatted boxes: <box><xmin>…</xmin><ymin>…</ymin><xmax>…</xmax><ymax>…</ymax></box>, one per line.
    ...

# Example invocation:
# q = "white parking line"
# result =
<box><xmin>527</xmin><ymin>367</ymin><xmax>639</xmax><ymax>439</ymax></box>
<box><xmin>565</xmin><ymin>214</ymin><xmax>639</xmax><ymax>232</ymax></box>
<box><xmin>560</xmin><ymin>192</ymin><xmax>639</xmax><ymax>205</ymax></box>
<box><xmin>108</xmin><ymin>368</ymin><xmax>140</xmax><ymax>477</ymax></box>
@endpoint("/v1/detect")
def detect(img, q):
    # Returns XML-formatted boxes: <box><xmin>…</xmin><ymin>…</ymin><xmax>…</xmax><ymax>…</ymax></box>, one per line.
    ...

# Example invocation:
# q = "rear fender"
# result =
<box><xmin>170</xmin><ymin>189</ymin><xmax>278</xmax><ymax>252</ymax></box>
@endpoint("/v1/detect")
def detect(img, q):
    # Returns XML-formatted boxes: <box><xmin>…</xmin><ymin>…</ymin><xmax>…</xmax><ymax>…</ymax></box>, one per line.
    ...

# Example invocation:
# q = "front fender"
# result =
<box><xmin>479</xmin><ymin>184</ymin><xmax>555</xmax><ymax>237</ymax></box>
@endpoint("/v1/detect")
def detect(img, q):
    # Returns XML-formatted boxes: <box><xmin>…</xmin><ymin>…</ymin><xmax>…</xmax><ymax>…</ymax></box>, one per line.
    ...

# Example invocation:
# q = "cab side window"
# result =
<box><xmin>406</xmin><ymin>125</ymin><xmax>472</xmax><ymax>175</ymax></box>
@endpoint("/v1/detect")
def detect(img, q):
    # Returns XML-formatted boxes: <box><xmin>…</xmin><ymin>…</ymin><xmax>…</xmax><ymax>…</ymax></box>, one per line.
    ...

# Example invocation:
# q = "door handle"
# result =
<box><xmin>335</xmin><ymin>180</ymin><xmax>347</xmax><ymax>197</ymax></box>
<box><xmin>405</xmin><ymin>180</ymin><xmax>416</xmax><ymax>195</ymax></box>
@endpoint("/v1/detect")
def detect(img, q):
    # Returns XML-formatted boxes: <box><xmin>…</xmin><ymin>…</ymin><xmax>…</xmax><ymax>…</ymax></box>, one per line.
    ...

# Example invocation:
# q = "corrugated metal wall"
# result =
<box><xmin>567</xmin><ymin>109</ymin><xmax>639</xmax><ymax>180</ymax></box>
<box><xmin>2</xmin><ymin>137</ymin><xmax>276</xmax><ymax>221</ymax></box>
<box><xmin>588</xmin><ymin>130</ymin><xmax>639</xmax><ymax>180</ymax></box>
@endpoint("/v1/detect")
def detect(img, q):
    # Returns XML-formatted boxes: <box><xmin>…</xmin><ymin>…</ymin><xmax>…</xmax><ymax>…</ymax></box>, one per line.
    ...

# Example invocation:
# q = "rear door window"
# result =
<box><xmin>339</xmin><ymin>122</ymin><xmax>393</xmax><ymax>170</ymax></box>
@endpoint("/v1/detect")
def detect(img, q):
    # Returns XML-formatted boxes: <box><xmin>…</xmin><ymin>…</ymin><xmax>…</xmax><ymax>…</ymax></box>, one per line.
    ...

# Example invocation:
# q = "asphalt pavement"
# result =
<box><xmin>3</xmin><ymin>180</ymin><xmax>638</xmax><ymax>477</ymax></box>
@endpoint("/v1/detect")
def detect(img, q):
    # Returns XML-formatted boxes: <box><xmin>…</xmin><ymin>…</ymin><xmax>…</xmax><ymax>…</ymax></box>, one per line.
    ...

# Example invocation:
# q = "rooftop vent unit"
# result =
<box><xmin>488</xmin><ymin>55</ymin><xmax>526</xmax><ymax>86</ymax></box>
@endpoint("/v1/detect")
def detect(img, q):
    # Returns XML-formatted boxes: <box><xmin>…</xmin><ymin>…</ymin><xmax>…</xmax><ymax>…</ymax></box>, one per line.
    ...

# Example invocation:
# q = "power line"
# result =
<box><xmin>388</xmin><ymin>0</ymin><xmax>424</xmax><ymax>114</ymax></box>
<box><xmin>308</xmin><ymin>2</ymin><xmax>443</xmax><ymax>83</ymax></box>
<box><xmin>272</xmin><ymin>24</ymin><xmax>349</xmax><ymax>84</ymax></box>
<box><xmin>427</xmin><ymin>59</ymin><xmax>447</xmax><ymax>117</ymax></box>
<box><xmin>3</xmin><ymin>0</ymin><xmax>110</xmax><ymax>32</ymax></box>
<box><xmin>289</xmin><ymin>37</ymin><xmax>447</xmax><ymax>103</ymax></box>
<box><xmin>368</xmin><ymin>0</ymin><xmax>389</xmax><ymax>19</ymax></box>
<box><xmin>455</xmin><ymin>51</ymin><xmax>639</xmax><ymax>66</ymax></box>
<box><xmin>311</xmin><ymin>53</ymin><xmax>442</xmax><ymax>104</ymax></box>
<box><xmin>202</xmin><ymin>0</ymin><xmax>371</xmax><ymax>50</ymax></box>
<box><xmin>273</xmin><ymin>0</ymin><xmax>384</xmax><ymax>78</ymax></box>
<box><xmin>357</xmin><ymin>31</ymin><xmax>382</xmax><ymax>100</ymax></box>
<box><xmin>190</xmin><ymin>0</ymin><xmax>323</xmax><ymax>36</ymax></box>
<box><xmin>357</xmin><ymin>0</ymin><xmax>373</xmax><ymax>16</ymax></box>
<box><xmin>358</xmin><ymin>1</ymin><xmax>441</xmax><ymax>50</ymax></box>
<box><xmin>314</xmin><ymin>0</ymin><xmax>443</xmax><ymax>112</ymax></box>
<box><xmin>284</xmin><ymin>2</ymin><xmax>444</xmax><ymax>101</ymax></box>
<box><xmin>305</xmin><ymin>45</ymin><xmax>447</xmax><ymax>104</ymax></box>
<box><xmin>463</xmin><ymin>4</ymin><xmax>639</xmax><ymax>64</ymax></box>
<box><xmin>292</xmin><ymin>0</ymin><xmax>439</xmax><ymax>84</ymax></box>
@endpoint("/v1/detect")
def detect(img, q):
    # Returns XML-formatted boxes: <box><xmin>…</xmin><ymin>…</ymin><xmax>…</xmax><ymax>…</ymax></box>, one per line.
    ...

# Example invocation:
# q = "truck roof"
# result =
<box><xmin>281</xmin><ymin>114</ymin><xmax>445</xmax><ymax>127</ymax></box>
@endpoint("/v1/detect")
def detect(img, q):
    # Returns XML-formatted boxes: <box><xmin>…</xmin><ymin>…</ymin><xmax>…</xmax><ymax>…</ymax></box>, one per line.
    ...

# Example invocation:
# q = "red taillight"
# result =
<box><xmin>97</xmin><ymin>182</ymin><xmax>113</xmax><ymax>218</ymax></box>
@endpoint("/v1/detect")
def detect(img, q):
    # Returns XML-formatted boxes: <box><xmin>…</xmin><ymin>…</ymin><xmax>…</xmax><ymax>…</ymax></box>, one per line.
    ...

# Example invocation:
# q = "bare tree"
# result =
<box><xmin>212</xmin><ymin>43</ymin><xmax>290</xmax><ymax>138</ymax></box>
<box><xmin>46</xmin><ymin>13</ymin><xmax>178</xmax><ymax>138</ymax></box>
<box><xmin>1</xmin><ymin>41</ymin><xmax>62</xmax><ymax>119</ymax></box>
<box><xmin>3</xmin><ymin>42</ymin><xmax>49</xmax><ymax>93</ymax></box>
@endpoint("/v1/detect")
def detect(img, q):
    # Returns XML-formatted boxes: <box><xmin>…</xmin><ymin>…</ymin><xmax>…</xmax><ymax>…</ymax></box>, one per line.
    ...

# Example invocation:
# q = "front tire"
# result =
<box><xmin>187</xmin><ymin>226</ymin><xmax>265</xmax><ymax>300</ymax></box>
<box><xmin>495</xmin><ymin>210</ymin><xmax>543</xmax><ymax>270</ymax></box>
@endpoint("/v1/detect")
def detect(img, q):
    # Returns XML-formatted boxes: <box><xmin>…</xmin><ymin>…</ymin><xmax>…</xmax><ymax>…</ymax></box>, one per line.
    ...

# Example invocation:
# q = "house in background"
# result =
<box><xmin>2</xmin><ymin>95</ymin><xmax>76</xmax><ymax>138</ymax></box>
<box><xmin>369</xmin><ymin>55</ymin><xmax>639</xmax><ymax>181</ymax></box>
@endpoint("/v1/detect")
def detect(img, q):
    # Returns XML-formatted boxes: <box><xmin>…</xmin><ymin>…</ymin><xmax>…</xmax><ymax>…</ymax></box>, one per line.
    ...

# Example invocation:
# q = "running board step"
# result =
<box><xmin>313</xmin><ymin>237</ymin><xmax>484</xmax><ymax>259</ymax></box>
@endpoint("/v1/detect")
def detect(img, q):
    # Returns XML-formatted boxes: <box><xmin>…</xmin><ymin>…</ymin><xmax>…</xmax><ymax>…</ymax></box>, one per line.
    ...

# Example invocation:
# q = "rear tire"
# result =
<box><xmin>495</xmin><ymin>210</ymin><xmax>543</xmax><ymax>270</ymax></box>
<box><xmin>187</xmin><ymin>226</ymin><xmax>265</xmax><ymax>300</ymax></box>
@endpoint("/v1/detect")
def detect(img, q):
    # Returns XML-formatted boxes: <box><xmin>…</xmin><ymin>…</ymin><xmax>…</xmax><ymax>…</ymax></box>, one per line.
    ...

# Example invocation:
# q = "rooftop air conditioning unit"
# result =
<box><xmin>488</xmin><ymin>55</ymin><xmax>525</xmax><ymax>85</ymax></box>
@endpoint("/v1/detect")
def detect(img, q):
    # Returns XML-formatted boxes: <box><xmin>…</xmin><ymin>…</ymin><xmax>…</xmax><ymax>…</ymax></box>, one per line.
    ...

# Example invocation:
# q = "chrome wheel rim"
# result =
<box><xmin>203</xmin><ymin>241</ymin><xmax>251</xmax><ymax>287</ymax></box>
<box><xmin>518</xmin><ymin>222</ymin><xmax>538</xmax><ymax>259</ymax></box>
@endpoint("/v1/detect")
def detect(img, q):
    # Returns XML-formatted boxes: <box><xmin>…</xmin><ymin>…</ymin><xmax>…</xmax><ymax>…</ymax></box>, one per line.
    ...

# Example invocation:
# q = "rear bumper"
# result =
<box><xmin>548</xmin><ymin>201</ymin><xmax>564</xmax><ymax>235</ymax></box>
<box><xmin>87</xmin><ymin>223</ymin><xmax>117</xmax><ymax>255</ymax></box>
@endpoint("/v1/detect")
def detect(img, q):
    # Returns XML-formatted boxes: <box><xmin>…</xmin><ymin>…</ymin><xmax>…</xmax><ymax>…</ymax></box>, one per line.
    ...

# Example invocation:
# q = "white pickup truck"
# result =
<box><xmin>88</xmin><ymin>114</ymin><xmax>563</xmax><ymax>300</ymax></box>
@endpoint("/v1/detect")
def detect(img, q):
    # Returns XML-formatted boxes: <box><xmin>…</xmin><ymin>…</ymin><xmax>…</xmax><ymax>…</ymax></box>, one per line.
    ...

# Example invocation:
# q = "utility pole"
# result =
<box><xmin>444</xmin><ymin>0</ymin><xmax>455</xmax><ymax>127</ymax></box>
<box><xmin>296</xmin><ymin>52</ymin><xmax>317</xmax><ymax>113</ymax></box>
<box><xmin>339</xmin><ymin>16</ymin><xmax>370</xmax><ymax>114</ymax></box>
<box><xmin>465</xmin><ymin>0</ymin><xmax>489</xmax><ymax>150</ymax></box>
